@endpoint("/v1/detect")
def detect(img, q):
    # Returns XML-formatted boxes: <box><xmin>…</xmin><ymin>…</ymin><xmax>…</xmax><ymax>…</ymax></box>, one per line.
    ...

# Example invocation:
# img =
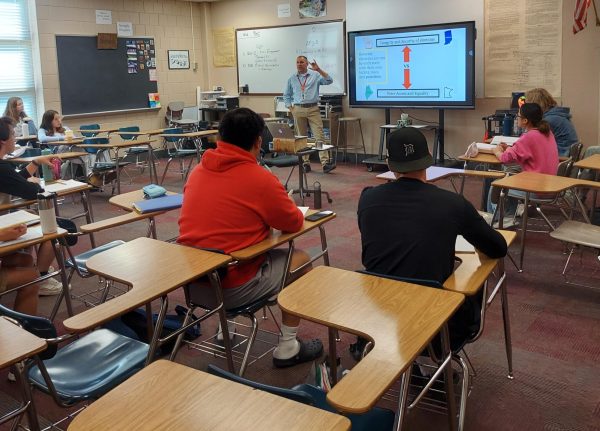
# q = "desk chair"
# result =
<box><xmin>166</xmin><ymin>101</ymin><xmax>197</xmax><ymax>131</ymax></box>
<box><xmin>159</xmin><ymin>128</ymin><xmax>200</xmax><ymax>185</ymax></box>
<box><xmin>119</xmin><ymin>126</ymin><xmax>149</xmax><ymax>174</ymax></box>
<box><xmin>0</xmin><ymin>305</ymin><xmax>148</xmax><ymax>427</ymax></box>
<box><xmin>207</xmin><ymin>364</ymin><xmax>395</xmax><ymax>431</ymax></box>
<box><xmin>550</xmin><ymin>220</ymin><xmax>600</xmax><ymax>289</ymax></box>
<box><xmin>79</xmin><ymin>124</ymin><xmax>100</xmax><ymax>137</ymax></box>
<box><xmin>83</xmin><ymin>137</ymin><xmax>131</xmax><ymax>192</ymax></box>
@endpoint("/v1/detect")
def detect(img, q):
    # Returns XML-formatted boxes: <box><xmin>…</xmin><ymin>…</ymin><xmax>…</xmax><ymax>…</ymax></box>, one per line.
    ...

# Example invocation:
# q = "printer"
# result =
<box><xmin>216</xmin><ymin>96</ymin><xmax>239</xmax><ymax>110</ymax></box>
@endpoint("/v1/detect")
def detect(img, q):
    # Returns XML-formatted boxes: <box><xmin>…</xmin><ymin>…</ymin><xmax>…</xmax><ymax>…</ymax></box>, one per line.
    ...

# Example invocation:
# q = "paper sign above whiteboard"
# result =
<box><xmin>117</xmin><ymin>22</ymin><xmax>133</xmax><ymax>37</ymax></box>
<box><xmin>95</xmin><ymin>10</ymin><xmax>112</xmax><ymax>25</ymax></box>
<box><xmin>278</xmin><ymin>4</ymin><xmax>291</xmax><ymax>18</ymax></box>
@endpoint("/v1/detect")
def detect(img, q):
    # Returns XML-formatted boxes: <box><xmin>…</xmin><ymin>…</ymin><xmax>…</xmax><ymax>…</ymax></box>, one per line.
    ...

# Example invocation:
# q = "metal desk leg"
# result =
<box><xmin>147</xmin><ymin>144</ymin><xmax>156</xmax><ymax>184</ymax></box>
<box><xmin>517</xmin><ymin>192</ymin><xmax>530</xmax><ymax>271</ymax></box>
<box><xmin>378</xmin><ymin>127</ymin><xmax>386</xmax><ymax>161</ymax></box>
<box><xmin>81</xmin><ymin>189</ymin><xmax>96</xmax><ymax>249</ymax></box>
<box><xmin>50</xmin><ymin>240</ymin><xmax>74</xmax><ymax>317</ymax></box>
<box><xmin>296</xmin><ymin>155</ymin><xmax>306</xmax><ymax>205</ymax></box>
<box><xmin>114</xmin><ymin>148</ymin><xmax>121</xmax><ymax>194</ymax></box>
<box><xmin>441</xmin><ymin>324</ymin><xmax>458</xmax><ymax>431</ymax></box>
<box><xmin>499</xmin><ymin>255</ymin><xmax>514</xmax><ymax>379</ymax></box>
<box><xmin>393</xmin><ymin>370</ymin><xmax>412</xmax><ymax>431</ymax></box>
<box><xmin>328</xmin><ymin>327</ymin><xmax>338</xmax><ymax>385</ymax></box>
<box><xmin>15</xmin><ymin>361</ymin><xmax>41</xmax><ymax>431</ymax></box>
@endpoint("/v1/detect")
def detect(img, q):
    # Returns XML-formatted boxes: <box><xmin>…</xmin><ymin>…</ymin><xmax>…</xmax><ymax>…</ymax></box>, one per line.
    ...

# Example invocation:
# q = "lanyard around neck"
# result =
<box><xmin>297</xmin><ymin>74</ymin><xmax>309</xmax><ymax>93</ymax></box>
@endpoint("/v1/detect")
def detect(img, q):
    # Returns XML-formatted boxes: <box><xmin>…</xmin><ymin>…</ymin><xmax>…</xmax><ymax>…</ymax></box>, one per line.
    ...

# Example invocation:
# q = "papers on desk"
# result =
<box><xmin>43</xmin><ymin>179</ymin><xmax>87</xmax><ymax>193</ymax></box>
<box><xmin>490</xmin><ymin>135</ymin><xmax>518</xmax><ymax>146</ymax></box>
<box><xmin>0</xmin><ymin>225</ymin><xmax>43</xmax><ymax>247</ymax></box>
<box><xmin>455</xmin><ymin>235</ymin><xmax>476</xmax><ymax>253</ymax></box>
<box><xmin>476</xmin><ymin>143</ymin><xmax>497</xmax><ymax>154</ymax></box>
<box><xmin>298</xmin><ymin>206</ymin><xmax>309</xmax><ymax>216</ymax></box>
<box><xmin>0</xmin><ymin>210</ymin><xmax>40</xmax><ymax>228</ymax></box>
<box><xmin>3</xmin><ymin>146</ymin><xmax>27</xmax><ymax>159</ymax></box>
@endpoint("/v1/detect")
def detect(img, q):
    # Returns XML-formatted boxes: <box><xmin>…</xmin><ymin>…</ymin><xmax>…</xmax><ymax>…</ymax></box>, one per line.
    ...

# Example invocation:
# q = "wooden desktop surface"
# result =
<box><xmin>158</xmin><ymin>129</ymin><xmax>218</xmax><ymax>138</ymax></box>
<box><xmin>444</xmin><ymin>230</ymin><xmax>517</xmax><ymax>295</ymax></box>
<box><xmin>79</xmin><ymin>211</ymin><xmax>164</xmax><ymax>233</ymax></box>
<box><xmin>15</xmin><ymin>135</ymin><xmax>38</xmax><ymax>141</ymax></box>
<box><xmin>0</xmin><ymin>183</ymin><xmax>92</xmax><ymax>212</ymax></box>
<box><xmin>113</xmin><ymin>128</ymin><xmax>167</xmax><ymax>136</ymax></box>
<box><xmin>491</xmin><ymin>171</ymin><xmax>600</xmax><ymax>193</ymax></box>
<box><xmin>459</xmin><ymin>153</ymin><xmax>503</xmax><ymax>165</ymax></box>
<box><xmin>0</xmin><ymin>317</ymin><xmax>47</xmax><ymax>368</ymax></box>
<box><xmin>0</xmin><ymin>229</ymin><xmax>66</xmax><ymax>257</ymax></box>
<box><xmin>74</xmin><ymin>139</ymin><xmax>154</xmax><ymax>150</ymax></box>
<box><xmin>63</xmin><ymin>237</ymin><xmax>231</xmax><ymax>332</ymax></box>
<box><xmin>278</xmin><ymin>266</ymin><xmax>464</xmax><ymax>414</ymax></box>
<box><xmin>230</xmin><ymin>211</ymin><xmax>336</xmax><ymax>261</ymax></box>
<box><xmin>74</xmin><ymin>127</ymin><xmax>120</xmax><ymax>134</ymax></box>
<box><xmin>68</xmin><ymin>360</ymin><xmax>350</xmax><ymax>431</ymax></box>
<box><xmin>108</xmin><ymin>189</ymin><xmax>178</xmax><ymax>211</ymax></box>
<box><xmin>574</xmin><ymin>154</ymin><xmax>600</xmax><ymax>171</ymax></box>
<box><xmin>8</xmin><ymin>151</ymin><xmax>88</xmax><ymax>163</ymax></box>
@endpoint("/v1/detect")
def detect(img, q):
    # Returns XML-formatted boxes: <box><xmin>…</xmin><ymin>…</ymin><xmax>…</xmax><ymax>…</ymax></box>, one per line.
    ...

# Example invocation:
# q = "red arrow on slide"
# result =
<box><xmin>403</xmin><ymin>68</ymin><xmax>411</xmax><ymax>89</ymax></box>
<box><xmin>402</xmin><ymin>46</ymin><xmax>411</xmax><ymax>62</ymax></box>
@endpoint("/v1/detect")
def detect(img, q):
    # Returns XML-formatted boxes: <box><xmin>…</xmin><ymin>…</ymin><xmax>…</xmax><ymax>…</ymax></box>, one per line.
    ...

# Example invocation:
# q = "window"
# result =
<box><xmin>0</xmin><ymin>0</ymin><xmax>37</xmax><ymax>122</ymax></box>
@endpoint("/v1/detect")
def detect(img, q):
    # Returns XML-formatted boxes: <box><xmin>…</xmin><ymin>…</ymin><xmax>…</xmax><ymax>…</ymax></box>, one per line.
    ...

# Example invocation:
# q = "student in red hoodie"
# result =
<box><xmin>179</xmin><ymin>108</ymin><xmax>323</xmax><ymax>368</ymax></box>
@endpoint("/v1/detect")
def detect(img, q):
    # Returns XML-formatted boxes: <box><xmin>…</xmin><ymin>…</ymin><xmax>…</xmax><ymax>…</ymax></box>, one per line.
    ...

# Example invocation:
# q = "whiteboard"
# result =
<box><xmin>236</xmin><ymin>21</ymin><xmax>345</xmax><ymax>95</ymax></box>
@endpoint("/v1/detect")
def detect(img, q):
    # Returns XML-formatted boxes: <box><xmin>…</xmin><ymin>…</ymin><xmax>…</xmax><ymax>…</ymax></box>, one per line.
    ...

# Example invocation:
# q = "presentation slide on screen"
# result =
<box><xmin>353</xmin><ymin>28</ymin><xmax>468</xmax><ymax>103</ymax></box>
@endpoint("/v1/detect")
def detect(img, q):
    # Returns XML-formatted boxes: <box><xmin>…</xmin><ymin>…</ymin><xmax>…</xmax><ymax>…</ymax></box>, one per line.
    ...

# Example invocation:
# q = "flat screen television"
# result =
<box><xmin>348</xmin><ymin>21</ymin><xmax>476</xmax><ymax>109</ymax></box>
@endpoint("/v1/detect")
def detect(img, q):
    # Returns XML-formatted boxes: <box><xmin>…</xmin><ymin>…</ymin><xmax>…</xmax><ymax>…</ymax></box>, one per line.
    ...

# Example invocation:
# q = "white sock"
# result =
<box><xmin>216</xmin><ymin>319</ymin><xmax>236</xmax><ymax>341</ymax></box>
<box><xmin>273</xmin><ymin>324</ymin><xmax>301</xmax><ymax>359</ymax></box>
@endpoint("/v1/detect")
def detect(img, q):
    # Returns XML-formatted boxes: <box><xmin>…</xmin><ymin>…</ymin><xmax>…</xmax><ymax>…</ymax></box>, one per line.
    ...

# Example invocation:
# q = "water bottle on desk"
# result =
<box><xmin>41</xmin><ymin>149</ymin><xmax>54</xmax><ymax>182</ymax></box>
<box><xmin>37</xmin><ymin>191</ymin><xmax>58</xmax><ymax>234</ymax></box>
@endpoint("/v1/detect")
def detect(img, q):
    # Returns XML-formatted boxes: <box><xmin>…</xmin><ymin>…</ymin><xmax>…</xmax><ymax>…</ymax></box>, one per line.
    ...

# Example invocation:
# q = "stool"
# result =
<box><xmin>335</xmin><ymin>117</ymin><xmax>366</xmax><ymax>165</ymax></box>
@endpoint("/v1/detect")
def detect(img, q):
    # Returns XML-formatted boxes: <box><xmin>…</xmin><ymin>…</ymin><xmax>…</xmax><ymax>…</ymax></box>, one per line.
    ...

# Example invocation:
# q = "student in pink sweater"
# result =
<box><xmin>487</xmin><ymin>103</ymin><xmax>559</xmax><ymax>217</ymax></box>
<box><xmin>493</xmin><ymin>102</ymin><xmax>559</xmax><ymax>173</ymax></box>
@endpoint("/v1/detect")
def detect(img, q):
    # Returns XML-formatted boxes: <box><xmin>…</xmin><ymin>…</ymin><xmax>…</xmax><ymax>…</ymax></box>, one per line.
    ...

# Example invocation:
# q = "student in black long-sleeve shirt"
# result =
<box><xmin>356</xmin><ymin>128</ymin><xmax>507</xmax><ymax>354</ymax></box>
<box><xmin>0</xmin><ymin>116</ymin><xmax>63</xmax><ymax>298</ymax></box>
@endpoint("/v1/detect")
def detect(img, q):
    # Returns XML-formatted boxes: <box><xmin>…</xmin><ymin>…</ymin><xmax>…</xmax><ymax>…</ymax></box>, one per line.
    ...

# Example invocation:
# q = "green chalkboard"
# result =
<box><xmin>56</xmin><ymin>35</ymin><xmax>158</xmax><ymax>115</ymax></box>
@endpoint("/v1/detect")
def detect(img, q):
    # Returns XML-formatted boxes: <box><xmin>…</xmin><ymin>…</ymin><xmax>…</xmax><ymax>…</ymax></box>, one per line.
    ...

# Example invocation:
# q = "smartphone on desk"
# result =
<box><xmin>305</xmin><ymin>210</ymin><xmax>334</xmax><ymax>222</ymax></box>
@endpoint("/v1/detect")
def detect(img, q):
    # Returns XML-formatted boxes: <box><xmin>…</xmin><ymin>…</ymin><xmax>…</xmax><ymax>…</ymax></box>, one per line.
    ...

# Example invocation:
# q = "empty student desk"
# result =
<box><xmin>62</xmin><ymin>238</ymin><xmax>231</xmax><ymax>362</ymax></box>
<box><xmin>67</xmin><ymin>360</ymin><xmax>350</xmax><ymax>431</ymax></box>
<box><xmin>491</xmin><ymin>172</ymin><xmax>596</xmax><ymax>270</ymax></box>
<box><xmin>278</xmin><ymin>266</ymin><xmax>463</xmax><ymax>430</ymax></box>
<box><xmin>0</xmin><ymin>317</ymin><xmax>47</xmax><ymax>431</ymax></box>
<box><xmin>574</xmin><ymin>154</ymin><xmax>600</xmax><ymax>220</ymax></box>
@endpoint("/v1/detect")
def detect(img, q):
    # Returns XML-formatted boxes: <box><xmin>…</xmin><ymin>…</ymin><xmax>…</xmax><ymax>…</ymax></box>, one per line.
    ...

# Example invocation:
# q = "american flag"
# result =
<box><xmin>573</xmin><ymin>0</ymin><xmax>592</xmax><ymax>34</ymax></box>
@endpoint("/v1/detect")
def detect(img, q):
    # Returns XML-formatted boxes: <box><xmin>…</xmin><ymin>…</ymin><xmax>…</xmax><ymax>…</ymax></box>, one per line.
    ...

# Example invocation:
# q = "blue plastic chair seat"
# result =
<box><xmin>28</xmin><ymin>329</ymin><xmax>148</xmax><ymax>402</ymax></box>
<box><xmin>293</xmin><ymin>384</ymin><xmax>395</xmax><ymax>431</ymax></box>
<box><xmin>66</xmin><ymin>240</ymin><xmax>125</xmax><ymax>274</ymax></box>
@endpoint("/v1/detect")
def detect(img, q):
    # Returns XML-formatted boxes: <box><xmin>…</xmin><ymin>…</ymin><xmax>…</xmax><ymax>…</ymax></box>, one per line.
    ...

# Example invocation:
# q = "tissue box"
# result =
<box><xmin>273</xmin><ymin>137</ymin><xmax>307</xmax><ymax>153</ymax></box>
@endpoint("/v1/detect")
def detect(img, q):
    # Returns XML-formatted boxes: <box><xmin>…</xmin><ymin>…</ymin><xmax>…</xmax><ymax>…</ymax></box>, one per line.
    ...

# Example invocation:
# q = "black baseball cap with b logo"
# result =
<box><xmin>386</xmin><ymin>127</ymin><xmax>433</xmax><ymax>173</ymax></box>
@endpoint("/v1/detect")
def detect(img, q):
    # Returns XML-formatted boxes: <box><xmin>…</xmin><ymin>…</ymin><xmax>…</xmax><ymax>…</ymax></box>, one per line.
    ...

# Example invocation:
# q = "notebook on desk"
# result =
<box><xmin>0</xmin><ymin>210</ymin><xmax>40</xmax><ymax>228</ymax></box>
<box><xmin>132</xmin><ymin>194</ymin><xmax>183</xmax><ymax>214</ymax></box>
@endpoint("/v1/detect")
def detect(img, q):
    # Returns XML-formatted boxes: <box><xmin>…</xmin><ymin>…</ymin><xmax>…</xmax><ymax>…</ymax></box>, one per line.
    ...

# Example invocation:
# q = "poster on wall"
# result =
<box><xmin>299</xmin><ymin>0</ymin><xmax>326</xmax><ymax>18</ymax></box>
<box><xmin>168</xmin><ymin>50</ymin><xmax>190</xmax><ymax>69</ymax></box>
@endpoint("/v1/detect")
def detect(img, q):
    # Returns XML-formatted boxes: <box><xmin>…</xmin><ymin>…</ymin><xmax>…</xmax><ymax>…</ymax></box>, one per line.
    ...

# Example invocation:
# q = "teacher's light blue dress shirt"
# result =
<box><xmin>283</xmin><ymin>70</ymin><xmax>333</xmax><ymax>108</ymax></box>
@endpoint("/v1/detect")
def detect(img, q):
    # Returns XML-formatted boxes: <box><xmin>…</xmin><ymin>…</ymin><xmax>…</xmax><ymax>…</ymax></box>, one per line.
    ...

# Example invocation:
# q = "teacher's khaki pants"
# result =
<box><xmin>291</xmin><ymin>105</ymin><xmax>331</xmax><ymax>165</ymax></box>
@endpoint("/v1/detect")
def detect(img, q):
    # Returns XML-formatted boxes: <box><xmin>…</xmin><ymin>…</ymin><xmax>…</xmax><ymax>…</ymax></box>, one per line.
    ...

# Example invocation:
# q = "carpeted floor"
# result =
<box><xmin>1</xmin><ymin>155</ymin><xmax>599</xmax><ymax>430</ymax></box>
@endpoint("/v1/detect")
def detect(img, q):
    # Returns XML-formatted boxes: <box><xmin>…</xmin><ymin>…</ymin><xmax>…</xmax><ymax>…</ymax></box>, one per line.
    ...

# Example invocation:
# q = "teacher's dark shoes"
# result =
<box><xmin>322</xmin><ymin>162</ymin><xmax>336</xmax><ymax>174</ymax></box>
<box><xmin>273</xmin><ymin>338</ymin><xmax>323</xmax><ymax>368</ymax></box>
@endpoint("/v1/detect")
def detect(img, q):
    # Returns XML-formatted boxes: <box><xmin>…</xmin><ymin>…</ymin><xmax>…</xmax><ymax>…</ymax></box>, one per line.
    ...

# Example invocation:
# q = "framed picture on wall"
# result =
<box><xmin>168</xmin><ymin>50</ymin><xmax>190</xmax><ymax>69</ymax></box>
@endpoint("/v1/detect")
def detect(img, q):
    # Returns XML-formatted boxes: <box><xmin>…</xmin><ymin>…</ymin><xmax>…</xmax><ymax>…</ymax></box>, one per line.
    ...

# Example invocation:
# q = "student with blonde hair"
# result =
<box><xmin>3</xmin><ymin>97</ymin><xmax>37</xmax><ymax>138</ymax></box>
<box><xmin>525</xmin><ymin>88</ymin><xmax>579</xmax><ymax>157</ymax></box>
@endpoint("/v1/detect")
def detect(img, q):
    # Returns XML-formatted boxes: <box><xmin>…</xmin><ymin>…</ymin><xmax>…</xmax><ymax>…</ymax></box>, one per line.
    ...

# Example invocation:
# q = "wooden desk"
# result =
<box><xmin>68</xmin><ymin>360</ymin><xmax>350</xmax><ymax>431</ymax></box>
<box><xmin>74</xmin><ymin>139</ymin><xmax>156</xmax><ymax>193</ymax></box>
<box><xmin>0</xmin><ymin>317</ymin><xmax>47</xmax><ymax>431</ymax></box>
<box><xmin>377</xmin><ymin>166</ymin><xmax>505</xmax><ymax>190</ymax></box>
<box><xmin>458</xmin><ymin>152</ymin><xmax>503</xmax><ymax>166</ymax></box>
<box><xmin>113</xmin><ymin>128</ymin><xmax>167</xmax><ymax>137</ymax></box>
<box><xmin>7</xmin><ymin>151</ymin><xmax>88</xmax><ymax>164</ymax></box>
<box><xmin>278</xmin><ymin>266</ymin><xmax>463</xmax><ymax>430</ymax></box>
<box><xmin>62</xmin><ymin>238</ymin><xmax>231</xmax><ymax>360</ymax></box>
<box><xmin>158</xmin><ymin>129</ymin><xmax>218</xmax><ymax>139</ymax></box>
<box><xmin>15</xmin><ymin>135</ymin><xmax>38</xmax><ymax>142</ymax></box>
<box><xmin>491</xmin><ymin>172</ymin><xmax>599</xmax><ymax>270</ymax></box>
<box><xmin>574</xmin><ymin>154</ymin><xmax>600</xmax><ymax>219</ymax></box>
